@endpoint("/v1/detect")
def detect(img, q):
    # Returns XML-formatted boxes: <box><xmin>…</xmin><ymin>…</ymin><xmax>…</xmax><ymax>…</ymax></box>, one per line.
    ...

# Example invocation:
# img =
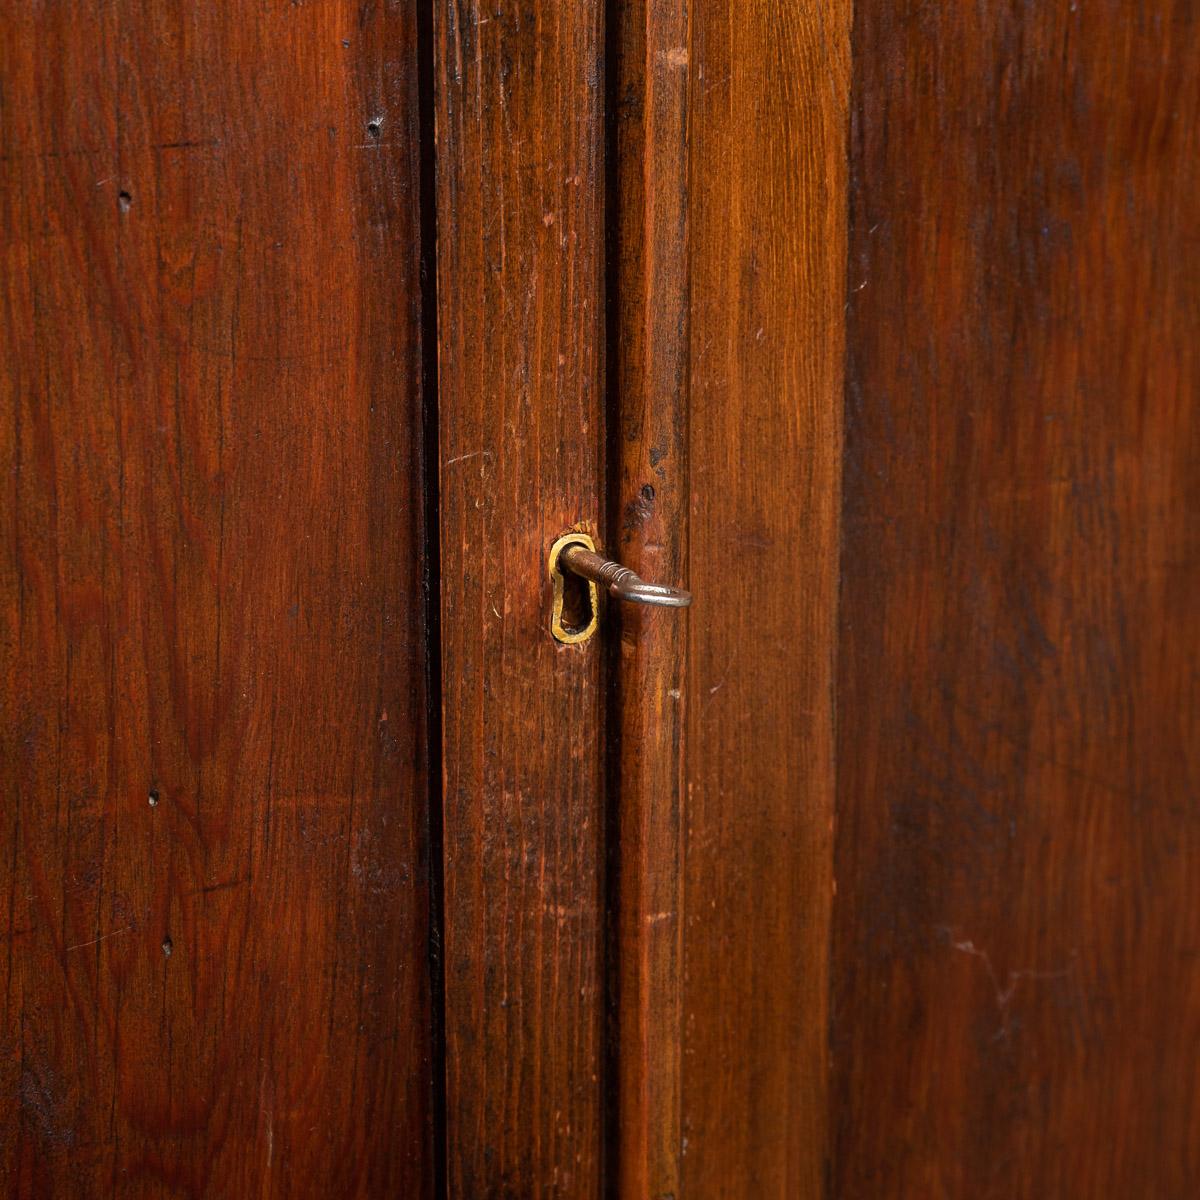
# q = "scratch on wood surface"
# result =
<box><xmin>65</xmin><ymin>925</ymin><xmax>133</xmax><ymax>953</ymax></box>
<box><xmin>943</xmin><ymin>929</ymin><xmax>1075</xmax><ymax>1012</ymax></box>
<box><xmin>443</xmin><ymin>449</ymin><xmax>495</xmax><ymax>467</ymax></box>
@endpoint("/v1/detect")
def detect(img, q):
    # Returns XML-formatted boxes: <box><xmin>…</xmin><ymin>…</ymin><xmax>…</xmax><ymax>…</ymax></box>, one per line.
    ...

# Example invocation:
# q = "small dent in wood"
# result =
<box><xmin>623</xmin><ymin>484</ymin><xmax>657</xmax><ymax>535</ymax></box>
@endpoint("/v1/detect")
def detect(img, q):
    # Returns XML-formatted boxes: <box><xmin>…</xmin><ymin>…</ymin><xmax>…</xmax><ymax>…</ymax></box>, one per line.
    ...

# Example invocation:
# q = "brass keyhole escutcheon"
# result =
<box><xmin>548</xmin><ymin>532</ymin><xmax>600</xmax><ymax>645</ymax></box>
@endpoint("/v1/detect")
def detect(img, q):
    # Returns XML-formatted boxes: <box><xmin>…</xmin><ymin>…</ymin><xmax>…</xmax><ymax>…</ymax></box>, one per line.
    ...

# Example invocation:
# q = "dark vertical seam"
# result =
<box><xmin>600</xmin><ymin>0</ymin><xmax>624</xmax><ymax>1196</ymax></box>
<box><xmin>417</xmin><ymin>3</ymin><xmax>448</xmax><ymax>1197</ymax></box>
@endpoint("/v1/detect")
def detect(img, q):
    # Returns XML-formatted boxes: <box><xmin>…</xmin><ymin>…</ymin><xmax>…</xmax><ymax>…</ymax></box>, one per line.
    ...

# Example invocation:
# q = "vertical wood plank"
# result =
<box><xmin>433</xmin><ymin>3</ymin><xmax>607</xmax><ymax>1194</ymax></box>
<box><xmin>0</xmin><ymin>2</ymin><xmax>436</xmax><ymax>1195</ymax></box>
<box><xmin>609</xmin><ymin>0</ymin><xmax>691</xmax><ymax>1195</ymax></box>
<box><xmin>681</xmin><ymin>2</ymin><xmax>849</xmax><ymax>1195</ymax></box>
<box><xmin>834</xmin><ymin>2</ymin><xmax>1200</xmax><ymax>1194</ymax></box>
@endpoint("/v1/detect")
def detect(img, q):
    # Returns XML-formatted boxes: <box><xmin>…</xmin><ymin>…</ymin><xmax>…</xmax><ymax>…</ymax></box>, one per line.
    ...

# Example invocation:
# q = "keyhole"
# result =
<box><xmin>558</xmin><ymin>560</ymin><xmax>593</xmax><ymax>636</ymax></box>
<box><xmin>548</xmin><ymin>533</ymin><xmax>600</xmax><ymax>645</ymax></box>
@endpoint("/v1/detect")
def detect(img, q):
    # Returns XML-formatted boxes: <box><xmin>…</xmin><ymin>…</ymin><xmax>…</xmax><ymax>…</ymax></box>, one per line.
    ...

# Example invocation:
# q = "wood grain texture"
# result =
<box><xmin>0</xmin><ymin>3</ymin><xmax>435</xmax><ymax>1195</ymax></box>
<box><xmin>433</xmin><ymin>3</ymin><xmax>607</xmax><ymax>1194</ymax></box>
<box><xmin>834</xmin><ymin>2</ymin><xmax>1200</xmax><ymax>1196</ymax></box>
<box><xmin>608</xmin><ymin>0</ymin><xmax>691</xmax><ymax>1195</ymax></box>
<box><xmin>680</xmin><ymin>2</ymin><xmax>849</xmax><ymax>1195</ymax></box>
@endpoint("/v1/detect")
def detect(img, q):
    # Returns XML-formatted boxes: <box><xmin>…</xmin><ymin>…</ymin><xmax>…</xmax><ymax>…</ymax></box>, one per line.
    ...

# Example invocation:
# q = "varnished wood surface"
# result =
<box><xmin>834</xmin><ymin>3</ymin><xmax>1200</xmax><ymax>1195</ymax></box>
<box><xmin>607</xmin><ymin>0</ymin><xmax>690</xmax><ymax>1194</ymax></box>
<box><xmin>0</xmin><ymin>3</ymin><xmax>435</xmax><ymax>1194</ymax></box>
<box><xmin>433</xmin><ymin>2</ymin><xmax>607</xmax><ymax>1194</ymax></box>
<box><xmin>10</xmin><ymin>1</ymin><xmax>1193</xmax><ymax>1194</ymax></box>
<box><xmin>680</xmin><ymin>2</ymin><xmax>849</xmax><ymax>1195</ymax></box>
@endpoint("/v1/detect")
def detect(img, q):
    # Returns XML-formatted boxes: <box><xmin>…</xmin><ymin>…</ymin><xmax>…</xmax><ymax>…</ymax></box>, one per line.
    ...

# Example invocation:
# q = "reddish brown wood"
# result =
<box><xmin>608</xmin><ymin>0</ymin><xmax>691</xmax><ymax>1195</ymax></box>
<box><xmin>834</xmin><ymin>3</ymin><xmax>1200</xmax><ymax>1195</ymax></box>
<box><xmin>0</xmin><ymin>3</ymin><xmax>435</xmax><ymax>1194</ymax></box>
<box><xmin>433</xmin><ymin>2</ymin><xmax>607</xmax><ymax>1194</ymax></box>
<box><xmin>678</xmin><ymin>2</ymin><xmax>849</xmax><ymax>1195</ymax></box>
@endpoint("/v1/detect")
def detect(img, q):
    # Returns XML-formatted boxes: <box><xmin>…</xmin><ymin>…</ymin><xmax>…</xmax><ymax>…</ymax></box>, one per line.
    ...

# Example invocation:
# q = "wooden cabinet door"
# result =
<box><xmin>1</xmin><ymin>4</ymin><xmax>437</xmax><ymax>1194</ymax></box>
<box><xmin>432</xmin><ymin>4</ymin><xmax>608</xmax><ymax>1193</ymax></box>
<box><xmin>5</xmin><ymin>1</ymin><xmax>1199</xmax><ymax>1197</ymax></box>
<box><xmin>831</xmin><ymin>4</ymin><xmax>1200</xmax><ymax>1196</ymax></box>
<box><xmin>431</xmin><ymin>2</ymin><xmax>1200</xmax><ymax>1196</ymax></box>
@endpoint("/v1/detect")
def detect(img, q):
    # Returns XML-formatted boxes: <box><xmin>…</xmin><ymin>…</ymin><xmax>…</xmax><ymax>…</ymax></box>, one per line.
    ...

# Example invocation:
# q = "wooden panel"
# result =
<box><xmin>834</xmin><ymin>3</ymin><xmax>1200</xmax><ymax>1195</ymax></box>
<box><xmin>433</xmin><ymin>2</ymin><xmax>606</xmax><ymax>1194</ymax></box>
<box><xmin>608</xmin><ymin>0</ymin><xmax>690</xmax><ymax>1195</ymax></box>
<box><xmin>680</xmin><ymin>3</ymin><xmax>849</xmax><ymax>1195</ymax></box>
<box><xmin>0</xmin><ymin>3</ymin><xmax>435</xmax><ymax>1195</ymax></box>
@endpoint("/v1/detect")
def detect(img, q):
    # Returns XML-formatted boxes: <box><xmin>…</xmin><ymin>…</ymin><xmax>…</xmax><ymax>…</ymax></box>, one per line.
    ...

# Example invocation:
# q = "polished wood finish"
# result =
<box><xmin>0</xmin><ymin>3</ymin><xmax>435</xmax><ymax>1194</ymax></box>
<box><xmin>833</xmin><ymin>3</ymin><xmax>1200</xmax><ymax>1195</ymax></box>
<box><xmin>678</xmin><ymin>2</ymin><xmax>849</xmax><ymax>1195</ymax></box>
<box><xmin>433</xmin><ymin>2</ymin><xmax>607</xmax><ymax>1194</ymax></box>
<box><xmin>608</xmin><ymin>0</ymin><xmax>690</xmax><ymax>1194</ymax></box>
<box><xmin>7</xmin><ymin>1</ymin><xmax>1194</xmax><ymax>1194</ymax></box>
